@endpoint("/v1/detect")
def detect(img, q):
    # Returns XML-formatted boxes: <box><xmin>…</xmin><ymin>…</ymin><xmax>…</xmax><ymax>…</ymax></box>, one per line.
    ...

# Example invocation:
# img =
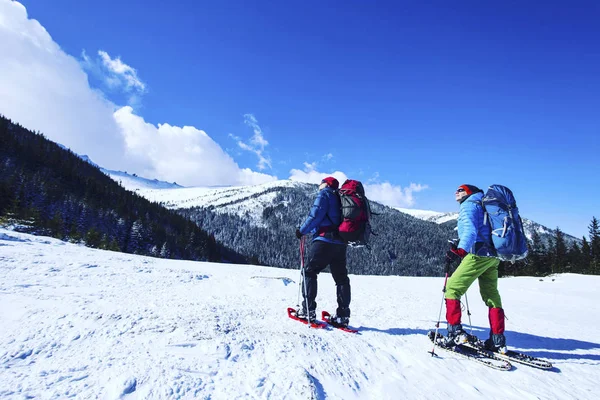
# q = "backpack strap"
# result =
<box><xmin>468</xmin><ymin>198</ymin><xmax>488</xmax><ymax>225</ymax></box>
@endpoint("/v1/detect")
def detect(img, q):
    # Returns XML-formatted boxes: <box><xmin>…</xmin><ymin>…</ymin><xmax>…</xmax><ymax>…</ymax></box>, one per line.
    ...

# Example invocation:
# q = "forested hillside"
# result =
<box><xmin>180</xmin><ymin>185</ymin><xmax>457</xmax><ymax>276</ymax></box>
<box><xmin>0</xmin><ymin>115</ymin><xmax>245</xmax><ymax>264</ymax></box>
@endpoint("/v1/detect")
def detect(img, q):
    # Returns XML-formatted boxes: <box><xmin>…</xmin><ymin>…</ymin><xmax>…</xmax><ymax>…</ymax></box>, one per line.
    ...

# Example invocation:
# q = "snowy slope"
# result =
<box><xmin>395</xmin><ymin>208</ymin><xmax>444</xmax><ymax>220</ymax></box>
<box><xmin>1</xmin><ymin>229</ymin><xmax>599</xmax><ymax>399</ymax></box>
<box><xmin>134</xmin><ymin>180</ymin><xmax>313</xmax><ymax>227</ymax></box>
<box><xmin>135</xmin><ymin>180</ymin><xmax>308</xmax><ymax>209</ymax></box>
<box><xmin>103</xmin><ymin>170</ymin><xmax>184</xmax><ymax>191</ymax></box>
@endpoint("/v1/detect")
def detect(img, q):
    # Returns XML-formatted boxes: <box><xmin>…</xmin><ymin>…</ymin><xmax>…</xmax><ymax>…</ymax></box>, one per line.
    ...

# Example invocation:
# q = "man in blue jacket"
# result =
<box><xmin>444</xmin><ymin>184</ymin><xmax>507</xmax><ymax>353</ymax></box>
<box><xmin>295</xmin><ymin>176</ymin><xmax>350</xmax><ymax>326</ymax></box>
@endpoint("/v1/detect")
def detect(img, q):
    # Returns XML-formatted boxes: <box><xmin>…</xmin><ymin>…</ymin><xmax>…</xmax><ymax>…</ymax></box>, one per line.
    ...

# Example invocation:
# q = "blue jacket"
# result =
<box><xmin>457</xmin><ymin>192</ymin><xmax>496</xmax><ymax>257</ymax></box>
<box><xmin>299</xmin><ymin>187</ymin><xmax>344</xmax><ymax>244</ymax></box>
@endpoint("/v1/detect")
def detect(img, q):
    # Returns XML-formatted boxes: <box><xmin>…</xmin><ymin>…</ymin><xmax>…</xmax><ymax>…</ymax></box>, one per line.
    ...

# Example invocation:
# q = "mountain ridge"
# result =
<box><xmin>113</xmin><ymin>170</ymin><xmax>579</xmax><ymax>245</ymax></box>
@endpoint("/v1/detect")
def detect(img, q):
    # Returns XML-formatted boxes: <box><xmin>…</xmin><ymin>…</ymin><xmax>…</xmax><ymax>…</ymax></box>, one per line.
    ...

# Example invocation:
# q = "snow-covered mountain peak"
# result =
<box><xmin>103</xmin><ymin>169</ymin><xmax>184</xmax><ymax>190</ymax></box>
<box><xmin>397</xmin><ymin>208</ymin><xmax>460</xmax><ymax>224</ymax></box>
<box><xmin>395</xmin><ymin>208</ymin><xmax>446</xmax><ymax>220</ymax></box>
<box><xmin>119</xmin><ymin>179</ymin><xmax>313</xmax><ymax>227</ymax></box>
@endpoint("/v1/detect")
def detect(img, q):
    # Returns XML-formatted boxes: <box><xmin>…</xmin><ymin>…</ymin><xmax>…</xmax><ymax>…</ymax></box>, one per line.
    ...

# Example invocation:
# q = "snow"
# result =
<box><xmin>133</xmin><ymin>180</ymin><xmax>307</xmax><ymax>209</ymax></box>
<box><xmin>396</xmin><ymin>208</ymin><xmax>459</xmax><ymax>225</ymax></box>
<box><xmin>395</xmin><ymin>208</ymin><xmax>445</xmax><ymax>220</ymax></box>
<box><xmin>428</xmin><ymin>212</ymin><xmax>461</xmax><ymax>225</ymax></box>
<box><xmin>130</xmin><ymin>180</ymin><xmax>312</xmax><ymax>227</ymax></box>
<box><xmin>1</xmin><ymin>229</ymin><xmax>599</xmax><ymax>399</ymax></box>
<box><xmin>103</xmin><ymin>170</ymin><xmax>183</xmax><ymax>191</ymax></box>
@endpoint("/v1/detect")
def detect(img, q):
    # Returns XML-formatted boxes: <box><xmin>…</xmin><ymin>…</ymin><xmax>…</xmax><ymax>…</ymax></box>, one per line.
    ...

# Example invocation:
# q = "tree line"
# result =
<box><xmin>501</xmin><ymin>218</ymin><xmax>600</xmax><ymax>277</ymax></box>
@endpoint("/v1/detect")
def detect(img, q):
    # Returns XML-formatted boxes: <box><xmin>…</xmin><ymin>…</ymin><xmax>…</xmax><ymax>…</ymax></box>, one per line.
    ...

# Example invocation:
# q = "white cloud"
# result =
<box><xmin>0</xmin><ymin>0</ymin><xmax>276</xmax><ymax>187</ymax></box>
<box><xmin>81</xmin><ymin>49</ymin><xmax>146</xmax><ymax>107</ymax></box>
<box><xmin>232</xmin><ymin>114</ymin><xmax>272</xmax><ymax>170</ymax></box>
<box><xmin>114</xmin><ymin>107</ymin><xmax>276</xmax><ymax>187</ymax></box>
<box><xmin>289</xmin><ymin>162</ymin><xmax>348</xmax><ymax>186</ymax></box>
<box><xmin>365</xmin><ymin>182</ymin><xmax>429</xmax><ymax>208</ymax></box>
<box><xmin>0</xmin><ymin>0</ymin><xmax>126</xmax><ymax>170</ymax></box>
<box><xmin>289</xmin><ymin>163</ymin><xmax>428</xmax><ymax>208</ymax></box>
<box><xmin>98</xmin><ymin>50</ymin><xmax>146</xmax><ymax>92</ymax></box>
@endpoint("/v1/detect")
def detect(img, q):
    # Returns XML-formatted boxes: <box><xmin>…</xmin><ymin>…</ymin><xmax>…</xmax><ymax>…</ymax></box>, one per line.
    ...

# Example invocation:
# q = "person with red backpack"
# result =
<box><xmin>295</xmin><ymin>176</ymin><xmax>351</xmax><ymax>327</ymax></box>
<box><xmin>444</xmin><ymin>184</ymin><xmax>507</xmax><ymax>354</ymax></box>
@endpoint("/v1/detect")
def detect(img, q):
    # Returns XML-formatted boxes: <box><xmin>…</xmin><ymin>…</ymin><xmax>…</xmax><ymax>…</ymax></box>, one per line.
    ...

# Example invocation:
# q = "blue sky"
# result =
<box><xmin>5</xmin><ymin>0</ymin><xmax>600</xmax><ymax>238</ymax></box>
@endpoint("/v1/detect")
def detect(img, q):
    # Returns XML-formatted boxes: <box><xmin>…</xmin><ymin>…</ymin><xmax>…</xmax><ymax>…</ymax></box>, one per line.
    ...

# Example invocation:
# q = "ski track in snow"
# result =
<box><xmin>1</xmin><ymin>229</ymin><xmax>599</xmax><ymax>399</ymax></box>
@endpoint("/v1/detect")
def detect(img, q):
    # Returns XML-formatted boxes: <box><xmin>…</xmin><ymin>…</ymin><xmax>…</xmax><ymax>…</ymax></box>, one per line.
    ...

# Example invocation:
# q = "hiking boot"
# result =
<box><xmin>296</xmin><ymin>308</ymin><xmax>316</xmax><ymax>322</ymax></box>
<box><xmin>446</xmin><ymin>323</ymin><xmax>469</xmax><ymax>346</ymax></box>
<box><xmin>484</xmin><ymin>333</ymin><xmax>507</xmax><ymax>354</ymax></box>
<box><xmin>331</xmin><ymin>315</ymin><xmax>349</xmax><ymax>328</ymax></box>
<box><xmin>444</xmin><ymin>329</ymin><xmax>470</xmax><ymax>346</ymax></box>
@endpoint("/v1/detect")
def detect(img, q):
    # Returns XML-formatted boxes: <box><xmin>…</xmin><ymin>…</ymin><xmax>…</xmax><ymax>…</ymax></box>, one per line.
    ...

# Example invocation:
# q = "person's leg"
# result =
<box><xmin>329</xmin><ymin>244</ymin><xmax>350</xmax><ymax>319</ymax></box>
<box><xmin>478</xmin><ymin>258</ymin><xmax>502</xmax><ymax>309</ymax></box>
<box><xmin>478</xmin><ymin>259</ymin><xmax>506</xmax><ymax>350</ymax></box>
<box><xmin>302</xmin><ymin>241</ymin><xmax>330</xmax><ymax>315</ymax></box>
<box><xmin>445</xmin><ymin>254</ymin><xmax>482</xmax><ymax>331</ymax></box>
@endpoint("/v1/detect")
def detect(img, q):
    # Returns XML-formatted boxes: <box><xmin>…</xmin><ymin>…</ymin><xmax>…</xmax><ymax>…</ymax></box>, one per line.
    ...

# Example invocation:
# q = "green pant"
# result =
<box><xmin>445</xmin><ymin>254</ymin><xmax>502</xmax><ymax>308</ymax></box>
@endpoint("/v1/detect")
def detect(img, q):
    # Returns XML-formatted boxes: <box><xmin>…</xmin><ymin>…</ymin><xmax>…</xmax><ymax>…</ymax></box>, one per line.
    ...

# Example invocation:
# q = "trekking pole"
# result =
<box><xmin>296</xmin><ymin>235</ymin><xmax>304</xmax><ymax>308</ymax></box>
<box><xmin>464</xmin><ymin>292</ymin><xmax>473</xmax><ymax>336</ymax></box>
<box><xmin>429</xmin><ymin>263</ymin><xmax>450</xmax><ymax>357</ymax></box>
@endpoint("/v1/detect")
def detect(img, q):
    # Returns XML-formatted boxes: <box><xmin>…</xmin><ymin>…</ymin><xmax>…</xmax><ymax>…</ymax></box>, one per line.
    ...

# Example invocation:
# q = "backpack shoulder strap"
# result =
<box><xmin>467</xmin><ymin>198</ymin><xmax>488</xmax><ymax>225</ymax></box>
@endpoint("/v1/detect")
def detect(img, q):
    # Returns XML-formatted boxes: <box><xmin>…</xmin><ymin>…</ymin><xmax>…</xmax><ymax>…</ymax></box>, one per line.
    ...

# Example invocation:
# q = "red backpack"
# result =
<box><xmin>338</xmin><ymin>179</ymin><xmax>372</xmax><ymax>246</ymax></box>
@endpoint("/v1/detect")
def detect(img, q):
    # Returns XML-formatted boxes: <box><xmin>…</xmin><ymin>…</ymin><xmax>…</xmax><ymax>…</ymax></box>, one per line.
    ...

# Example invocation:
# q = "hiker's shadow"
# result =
<box><xmin>359</xmin><ymin>325</ymin><xmax>600</xmax><ymax>363</ymax></box>
<box><xmin>468</xmin><ymin>326</ymin><xmax>600</xmax><ymax>362</ymax></box>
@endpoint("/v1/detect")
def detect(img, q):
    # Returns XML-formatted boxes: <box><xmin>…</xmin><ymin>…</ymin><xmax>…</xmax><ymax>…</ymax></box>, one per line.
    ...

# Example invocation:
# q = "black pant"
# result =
<box><xmin>302</xmin><ymin>240</ymin><xmax>351</xmax><ymax>318</ymax></box>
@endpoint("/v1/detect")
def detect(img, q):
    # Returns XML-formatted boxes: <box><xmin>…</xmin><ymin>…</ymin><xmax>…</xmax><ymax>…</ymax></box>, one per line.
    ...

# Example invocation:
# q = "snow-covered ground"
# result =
<box><xmin>1</xmin><ymin>229</ymin><xmax>599</xmax><ymax>399</ymax></box>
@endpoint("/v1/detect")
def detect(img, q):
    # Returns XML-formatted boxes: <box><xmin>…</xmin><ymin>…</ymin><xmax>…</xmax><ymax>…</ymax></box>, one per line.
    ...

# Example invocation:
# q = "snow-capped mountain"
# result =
<box><xmin>396</xmin><ymin>208</ymin><xmax>460</xmax><ymax>225</ymax></box>
<box><xmin>134</xmin><ymin>179</ymin><xmax>312</xmax><ymax>227</ymax></box>
<box><xmin>103</xmin><ymin>171</ymin><xmax>578</xmax><ymax>275</ymax></box>
<box><xmin>105</xmin><ymin>174</ymin><xmax>456</xmax><ymax>276</ymax></box>
<box><xmin>395</xmin><ymin>208</ymin><xmax>445</xmax><ymax>220</ymax></box>
<box><xmin>102</xmin><ymin>169</ymin><xmax>184</xmax><ymax>191</ymax></box>
<box><xmin>1</xmin><ymin>228</ymin><xmax>598</xmax><ymax>399</ymax></box>
<box><xmin>106</xmin><ymin>170</ymin><xmax>576</xmax><ymax>243</ymax></box>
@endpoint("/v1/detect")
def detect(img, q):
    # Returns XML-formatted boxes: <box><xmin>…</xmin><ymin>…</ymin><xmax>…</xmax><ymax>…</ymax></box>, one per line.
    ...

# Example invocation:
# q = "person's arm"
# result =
<box><xmin>299</xmin><ymin>191</ymin><xmax>329</xmax><ymax>235</ymax></box>
<box><xmin>457</xmin><ymin>201</ymin><xmax>478</xmax><ymax>253</ymax></box>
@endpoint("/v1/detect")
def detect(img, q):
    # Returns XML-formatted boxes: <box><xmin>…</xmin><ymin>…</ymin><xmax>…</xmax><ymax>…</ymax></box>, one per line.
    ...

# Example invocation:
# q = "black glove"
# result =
<box><xmin>444</xmin><ymin>248</ymin><xmax>467</xmax><ymax>273</ymax></box>
<box><xmin>445</xmin><ymin>249</ymin><xmax>460</xmax><ymax>265</ymax></box>
<box><xmin>295</xmin><ymin>228</ymin><xmax>302</xmax><ymax>239</ymax></box>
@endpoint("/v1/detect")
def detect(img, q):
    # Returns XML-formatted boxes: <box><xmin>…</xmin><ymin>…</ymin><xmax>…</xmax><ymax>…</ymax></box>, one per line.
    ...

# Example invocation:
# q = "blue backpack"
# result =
<box><xmin>482</xmin><ymin>185</ymin><xmax>529</xmax><ymax>263</ymax></box>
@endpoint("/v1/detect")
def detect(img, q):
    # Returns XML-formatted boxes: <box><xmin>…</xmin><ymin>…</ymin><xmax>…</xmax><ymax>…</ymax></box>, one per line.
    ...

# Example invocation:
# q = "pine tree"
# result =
<box><xmin>527</xmin><ymin>229</ymin><xmax>546</xmax><ymax>275</ymax></box>
<box><xmin>159</xmin><ymin>242</ymin><xmax>170</xmax><ymax>258</ymax></box>
<box><xmin>0</xmin><ymin>183</ymin><xmax>12</xmax><ymax>217</ymax></box>
<box><xmin>128</xmin><ymin>219</ymin><xmax>144</xmax><ymax>254</ymax></box>
<box><xmin>581</xmin><ymin>237</ymin><xmax>592</xmax><ymax>273</ymax></box>
<box><xmin>85</xmin><ymin>228</ymin><xmax>102</xmax><ymax>248</ymax></box>
<box><xmin>552</xmin><ymin>227</ymin><xmax>567</xmax><ymax>274</ymax></box>
<box><xmin>589</xmin><ymin>217</ymin><xmax>600</xmax><ymax>274</ymax></box>
<box><xmin>47</xmin><ymin>211</ymin><xmax>64</xmax><ymax>239</ymax></box>
<box><xmin>108</xmin><ymin>238</ymin><xmax>121</xmax><ymax>252</ymax></box>
<box><xmin>566</xmin><ymin>242</ymin><xmax>581</xmax><ymax>273</ymax></box>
